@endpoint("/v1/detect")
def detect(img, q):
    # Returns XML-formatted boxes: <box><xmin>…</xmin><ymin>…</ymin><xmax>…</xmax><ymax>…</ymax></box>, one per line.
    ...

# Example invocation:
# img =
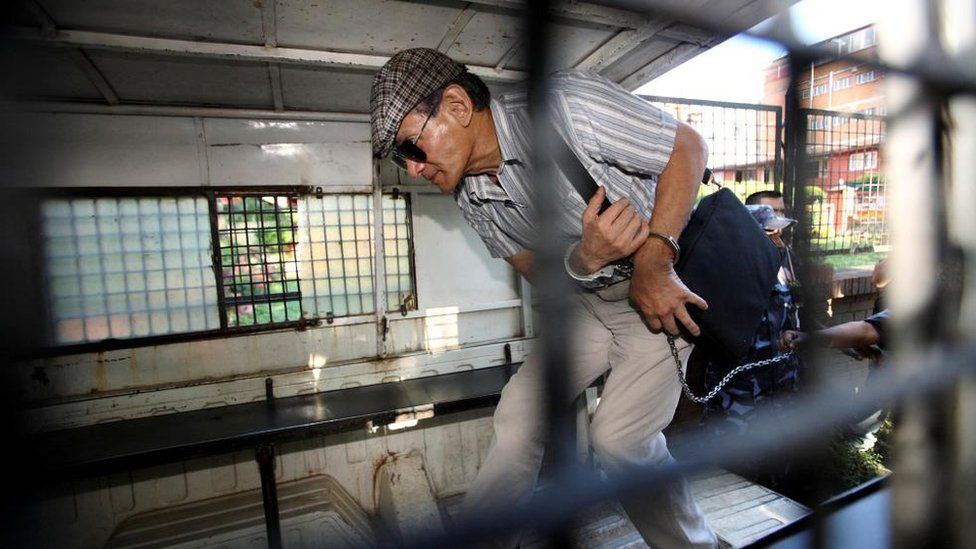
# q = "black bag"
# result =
<box><xmin>674</xmin><ymin>187</ymin><xmax>781</xmax><ymax>360</ymax></box>
<box><xmin>555</xmin><ymin>134</ymin><xmax>781</xmax><ymax>362</ymax></box>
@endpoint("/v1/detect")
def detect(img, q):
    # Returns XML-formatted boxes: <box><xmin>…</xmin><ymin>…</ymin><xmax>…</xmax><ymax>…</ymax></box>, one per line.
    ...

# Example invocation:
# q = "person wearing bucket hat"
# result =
<box><xmin>371</xmin><ymin>49</ymin><xmax>717</xmax><ymax>548</ymax></box>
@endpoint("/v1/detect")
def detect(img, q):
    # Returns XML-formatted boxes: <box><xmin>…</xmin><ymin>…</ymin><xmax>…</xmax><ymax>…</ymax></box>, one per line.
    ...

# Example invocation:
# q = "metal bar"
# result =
<box><xmin>574</xmin><ymin>18</ymin><xmax>670</xmax><ymax>72</ymax></box>
<box><xmin>5</xmin><ymin>26</ymin><xmax>526</xmax><ymax>82</ymax></box>
<box><xmin>619</xmin><ymin>40</ymin><xmax>716</xmax><ymax>90</ymax></box>
<box><xmin>460</xmin><ymin>0</ymin><xmax>647</xmax><ymax>29</ymax></box>
<box><xmin>255</xmin><ymin>444</ymin><xmax>283</xmax><ymax>549</ymax></box>
<box><xmin>524</xmin><ymin>1</ymin><xmax>578</xmax><ymax>545</ymax></box>
<box><xmin>267</xmin><ymin>64</ymin><xmax>284</xmax><ymax>111</ymax></box>
<box><xmin>437</xmin><ymin>5</ymin><xmax>477</xmax><ymax>52</ymax></box>
<box><xmin>65</xmin><ymin>49</ymin><xmax>120</xmax><ymax>105</ymax></box>
<box><xmin>639</xmin><ymin>94</ymin><xmax>782</xmax><ymax>112</ymax></box>
<box><xmin>2</xmin><ymin>101</ymin><xmax>370</xmax><ymax>121</ymax></box>
<box><xmin>207</xmin><ymin>191</ymin><xmax>229</xmax><ymax>329</ymax></box>
<box><xmin>372</xmin><ymin>177</ymin><xmax>388</xmax><ymax>357</ymax></box>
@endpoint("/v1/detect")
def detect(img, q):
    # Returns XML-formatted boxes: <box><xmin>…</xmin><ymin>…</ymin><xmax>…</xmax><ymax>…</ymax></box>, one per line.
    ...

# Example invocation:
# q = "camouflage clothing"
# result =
<box><xmin>701</xmin><ymin>281</ymin><xmax>801</xmax><ymax>433</ymax></box>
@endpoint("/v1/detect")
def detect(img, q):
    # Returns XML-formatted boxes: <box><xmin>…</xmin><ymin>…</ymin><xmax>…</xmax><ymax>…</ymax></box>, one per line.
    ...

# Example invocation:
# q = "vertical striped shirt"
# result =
<box><xmin>455</xmin><ymin>70</ymin><xmax>678</xmax><ymax>266</ymax></box>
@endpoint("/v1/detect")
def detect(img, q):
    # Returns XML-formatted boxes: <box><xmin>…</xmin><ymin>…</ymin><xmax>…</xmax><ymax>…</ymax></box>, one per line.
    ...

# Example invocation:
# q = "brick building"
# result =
<box><xmin>762</xmin><ymin>25</ymin><xmax>887</xmax><ymax>244</ymax></box>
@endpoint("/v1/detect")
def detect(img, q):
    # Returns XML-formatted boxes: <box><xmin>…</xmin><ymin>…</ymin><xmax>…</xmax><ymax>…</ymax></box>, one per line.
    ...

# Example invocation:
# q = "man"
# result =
<box><xmin>745</xmin><ymin>190</ymin><xmax>791</xmax><ymax>267</ymax></box>
<box><xmin>695</xmin><ymin>205</ymin><xmax>802</xmax><ymax>486</ymax></box>
<box><xmin>370</xmin><ymin>48</ymin><xmax>717</xmax><ymax>548</ymax></box>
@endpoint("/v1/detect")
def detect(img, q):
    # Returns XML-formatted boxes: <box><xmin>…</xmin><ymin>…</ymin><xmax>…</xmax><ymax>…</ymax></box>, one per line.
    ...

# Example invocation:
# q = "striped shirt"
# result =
<box><xmin>455</xmin><ymin>70</ymin><xmax>678</xmax><ymax>275</ymax></box>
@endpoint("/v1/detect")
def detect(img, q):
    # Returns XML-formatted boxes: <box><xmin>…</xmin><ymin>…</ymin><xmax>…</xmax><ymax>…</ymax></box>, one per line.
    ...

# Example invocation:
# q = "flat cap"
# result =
<box><xmin>746</xmin><ymin>204</ymin><xmax>797</xmax><ymax>231</ymax></box>
<box><xmin>370</xmin><ymin>48</ymin><xmax>465</xmax><ymax>158</ymax></box>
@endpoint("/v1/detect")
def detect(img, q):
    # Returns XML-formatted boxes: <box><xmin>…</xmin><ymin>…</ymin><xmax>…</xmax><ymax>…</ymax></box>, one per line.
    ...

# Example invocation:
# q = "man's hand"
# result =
<box><xmin>570</xmin><ymin>187</ymin><xmax>650</xmax><ymax>274</ymax></box>
<box><xmin>628</xmin><ymin>240</ymin><xmax>707</xmax><ymax>336</ymax></box>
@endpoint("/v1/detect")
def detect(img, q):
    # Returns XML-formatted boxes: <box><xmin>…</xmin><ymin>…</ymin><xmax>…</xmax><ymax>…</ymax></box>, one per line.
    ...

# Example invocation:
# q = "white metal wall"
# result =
<box><xmin>3</xmin><ymin>111</ymin><xmax>533</xmax><ymax>431</ymax></box>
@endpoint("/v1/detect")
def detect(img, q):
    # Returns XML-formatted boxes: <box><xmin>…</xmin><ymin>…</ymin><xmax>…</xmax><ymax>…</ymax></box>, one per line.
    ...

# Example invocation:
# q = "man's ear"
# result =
<box><xmin>440</xmin><ymin>84</ymin><xmax>474</xmax><ymax>127</ymax></box>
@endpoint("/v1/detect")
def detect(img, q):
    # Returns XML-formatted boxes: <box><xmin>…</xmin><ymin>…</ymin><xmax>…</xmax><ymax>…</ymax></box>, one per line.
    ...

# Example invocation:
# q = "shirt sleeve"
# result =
<box><xmin>553</xmin><ymin>70</ymin><xmax>678</xmax><ymax>177</ymax></box>
<box><xmin>864</xmin><ymin>308</ymin><xmax>890</xmax><ymax>350</ymax></box>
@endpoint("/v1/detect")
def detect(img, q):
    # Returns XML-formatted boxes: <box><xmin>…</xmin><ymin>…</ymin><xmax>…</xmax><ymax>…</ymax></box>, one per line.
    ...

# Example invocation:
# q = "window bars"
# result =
<box><xmin>40</xmin><ymin>189</ymin><xmax>417</xmax><ymax>347</ymax></box>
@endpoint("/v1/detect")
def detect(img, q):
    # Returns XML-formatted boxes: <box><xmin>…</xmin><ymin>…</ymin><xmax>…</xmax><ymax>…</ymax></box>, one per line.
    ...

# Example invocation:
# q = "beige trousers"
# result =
<box><xmin>462</xmin><ymin>282</ymin><xmax>717</xmax><ymax>548</ymax></box>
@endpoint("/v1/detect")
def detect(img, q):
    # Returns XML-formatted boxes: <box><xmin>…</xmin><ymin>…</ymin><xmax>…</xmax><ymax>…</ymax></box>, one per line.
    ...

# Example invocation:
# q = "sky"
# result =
<box><xmin>634</xmin><ymin>0</ymin><xmax>885</xmax><ymax>103</ymax></box>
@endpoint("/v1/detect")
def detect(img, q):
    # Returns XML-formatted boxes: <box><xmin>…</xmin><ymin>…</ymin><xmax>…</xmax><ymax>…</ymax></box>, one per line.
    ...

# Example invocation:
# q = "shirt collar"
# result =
<box><xmin>460</xmin><ymin>98</ymin><xmax>526</xmax><ymax>204</ymax></box>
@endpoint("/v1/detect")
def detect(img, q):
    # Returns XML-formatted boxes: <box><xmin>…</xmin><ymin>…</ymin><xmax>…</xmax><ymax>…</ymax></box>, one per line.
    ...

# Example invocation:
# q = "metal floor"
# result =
<box><xmin>442</xmin><ymin>469</ymin><xmax>809</xmax><ymax>548</ymax></box>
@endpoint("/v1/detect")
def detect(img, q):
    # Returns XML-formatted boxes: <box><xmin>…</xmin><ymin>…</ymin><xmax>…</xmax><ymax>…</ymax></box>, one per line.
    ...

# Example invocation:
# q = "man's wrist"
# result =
<box><xmin>635</xmin><ymin>236</ymin><xmax>677</xmax><ymax>268</ymax></box>
<box><xmin>564</xmin><ymin>241</ymin><xmax>613</xmax><ymax>281</ymax></box>
<box><xmin>569</xmin><ymin>243</ymin><xmax>599</xmax><ymax>274</ymax></box>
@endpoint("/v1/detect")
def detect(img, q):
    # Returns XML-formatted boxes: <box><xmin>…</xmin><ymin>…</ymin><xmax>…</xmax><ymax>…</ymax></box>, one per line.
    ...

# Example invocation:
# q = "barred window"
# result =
<box><xmin>215</xmin><ymin>195</ymin><xmax>302</xmax><ymax>327</ymax></box>
<box><xmin>41</xmin><ymin>190</ymin><xmax>417</xmax><ymax>348</ymax></box>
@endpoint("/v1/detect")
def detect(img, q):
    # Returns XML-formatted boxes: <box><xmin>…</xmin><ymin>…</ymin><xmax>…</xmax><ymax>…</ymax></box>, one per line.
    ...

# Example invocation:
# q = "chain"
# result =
<box><xmin>667</xmin><ymin>335</ymin><xmax>795</xmax><ymax>404</ymax></box>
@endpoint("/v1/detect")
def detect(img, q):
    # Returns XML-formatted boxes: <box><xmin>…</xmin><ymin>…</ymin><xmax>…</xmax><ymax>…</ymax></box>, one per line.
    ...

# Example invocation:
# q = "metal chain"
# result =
<box><xmin>667</xmin><ymin>335</ymin><xmax>795</xmax><ymax>404</ymax></box>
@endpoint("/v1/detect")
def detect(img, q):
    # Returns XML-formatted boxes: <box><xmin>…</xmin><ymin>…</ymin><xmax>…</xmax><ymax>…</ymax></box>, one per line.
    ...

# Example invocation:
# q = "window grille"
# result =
<box><xmin>811</xmin><ymin>83</ymin><xmax>828</xmax><ymax>97</ymax></box>
<box><xmin>215</xmin><ymin>194</ymin><xmax>302</xmax><ymax>327</ymax></box>
<box><xmin>42</xmin><ymin>196</ymin><xmax>219</xmax><ymax>344</ymax></box>
<box><xmin>42</xmin><ymin>190</ymin><xmax>417</xmax><ymax>348</ymax></box>
<box><xmin>298</xmin><ymin>192</ymin><xmax>417</xmax><ymax>318</ymax></box>
<box><xmin>832</xmin><ymin>77</ymin><xmax>851</xmax><ymax>91</ymax></box>
<box><xmin>382</xmin><ymin>194</ymin><xmax>417</xmax><ymax>313</ymax></box>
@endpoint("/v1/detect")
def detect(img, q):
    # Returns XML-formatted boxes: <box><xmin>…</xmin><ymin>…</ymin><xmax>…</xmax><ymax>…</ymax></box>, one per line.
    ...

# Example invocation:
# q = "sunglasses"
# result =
<box><xmin>391</xmin><ymin>110</ymin><xmax>434</xmax><ymax>169</ymax></box>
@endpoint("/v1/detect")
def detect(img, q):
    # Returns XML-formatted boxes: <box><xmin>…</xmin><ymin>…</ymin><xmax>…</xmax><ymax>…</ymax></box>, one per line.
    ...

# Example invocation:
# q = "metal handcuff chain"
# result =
<box><xmin>666</xmin><ymin>335</ymin><xmax>795</xmax><ymax>404</ymax></box>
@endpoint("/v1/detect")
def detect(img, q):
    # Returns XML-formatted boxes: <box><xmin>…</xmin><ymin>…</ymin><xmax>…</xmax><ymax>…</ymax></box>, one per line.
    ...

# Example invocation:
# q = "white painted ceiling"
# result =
<box><xmin>1</xmin><ymin>0</ymin><xmax>791</xmax><ymax>115</ymax></box>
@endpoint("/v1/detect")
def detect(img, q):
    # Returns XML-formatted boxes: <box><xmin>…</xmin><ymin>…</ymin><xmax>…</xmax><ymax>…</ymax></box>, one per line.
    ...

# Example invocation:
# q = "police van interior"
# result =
<box><xmin>3</xmin><ymin>0</ymin><xmax>975</xmax><ymax>547</ymax></box>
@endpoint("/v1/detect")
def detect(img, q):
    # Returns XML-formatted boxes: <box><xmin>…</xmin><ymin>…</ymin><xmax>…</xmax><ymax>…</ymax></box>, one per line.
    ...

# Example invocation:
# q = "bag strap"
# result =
<box><xmin>553</xmin><ymin>131</ymin><xmax>612</xmax><ymax>213</ymax></box>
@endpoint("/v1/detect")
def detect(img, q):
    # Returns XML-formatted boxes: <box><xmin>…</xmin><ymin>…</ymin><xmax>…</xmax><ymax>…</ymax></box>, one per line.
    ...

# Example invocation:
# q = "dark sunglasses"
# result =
<box><xmin>391</xmin><ymin>110</ymin><xmax>434</xmax><ymax>169</ymax></box>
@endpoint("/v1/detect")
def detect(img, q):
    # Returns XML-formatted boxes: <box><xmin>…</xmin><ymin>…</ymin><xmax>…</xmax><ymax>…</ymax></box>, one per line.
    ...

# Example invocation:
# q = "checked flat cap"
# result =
<box><xmin>370</xmin><ymin>48</ymin><xmax>465</xmax><ymax>158</ymax></box>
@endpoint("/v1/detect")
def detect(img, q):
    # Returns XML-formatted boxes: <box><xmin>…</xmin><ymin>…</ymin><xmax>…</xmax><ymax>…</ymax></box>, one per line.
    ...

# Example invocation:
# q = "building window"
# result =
<box><xmin>810</xmin><ymin>116</ymin><xmax>832</xmax><ymax>130</ymax></box>
<box><xmin>811</xmin><ymin>84</ymin><xmax>828</xmax><ymax>97</ymax></box>
<box><xmin>864</xmin><ymin>150</ymin><xmax>879</xmax><ymax>169</ymax></box>
<box><xmin>856</xmin><ymin>71</ymin><xmax>878</xmax><ymax>85</ymax></box>
<box><xmin>42</xmin><ymin>197</ymin><xmax>220</xmax><ymax>344</ymax></box>
<box><xmin>849</xmin><ymin>153</ymin><xmax>865</xmax><ymax>171</ymax></box>
<box><xmin>800</xmin><ymin>89</ymin><xmax>811</xmax><ymax>99</ymax></box>
<box><xmin>860</xmin><ymin>107</ymin><xmax>876</xmax><ymax>115</ymax></box>
<box><xmin>832</xmin><ymin>77</ymin><xmax>851</xmax><ymax>91</ymax></box>
<box><xmin>42</xmin><ymin>190</ymin><xmax>417</xmax><ymax>348</ymax></box>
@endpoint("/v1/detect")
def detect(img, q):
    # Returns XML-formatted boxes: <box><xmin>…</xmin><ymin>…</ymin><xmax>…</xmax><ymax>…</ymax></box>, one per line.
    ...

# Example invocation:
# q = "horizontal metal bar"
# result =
<box><xmin>800</xmin><ymin>107</ymin><xmax>888</xmax><ymax>121</ymax></box>
<box><xmin>392</xmin><ymin>299</ymin><xmax>524</xmax><ymax>320</ymax></box>
<box><xmin>461</xmin><ymin>0</ymin><xmax>645</xmax><ymax>29</ymax></box>
<box><xmin>2</xmin><ymin>100</ymin><xmax>371</xmax><ymax>122</ymax></box>
<box><xmin>16</xmin><ymin>185</ymin><xmax>314</xmax><ymax>197</ymax></box>
<box><xmin>639</xmin><ymin>94</ymin><xmax>783</xmax><ymax>112</ymax></box>
<box><xmin>5</xmin><ymin>26</ymin><xmax>526</xmax><ymax>82</ymax></box>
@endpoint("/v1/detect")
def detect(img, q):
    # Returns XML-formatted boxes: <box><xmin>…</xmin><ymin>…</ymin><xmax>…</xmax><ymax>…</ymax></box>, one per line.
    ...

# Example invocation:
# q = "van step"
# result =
<box><xmin>441</xmin><ymin>469</ymin><xmax>808</xmax><ymax>548</ymax></box>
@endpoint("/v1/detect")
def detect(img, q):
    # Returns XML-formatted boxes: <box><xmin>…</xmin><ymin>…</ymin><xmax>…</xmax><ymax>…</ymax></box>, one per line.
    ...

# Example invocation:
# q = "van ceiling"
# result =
<box><xmin>2</xmin><ymin>1</ymin><xmax>791</xmax><ymax>116</ymax></box>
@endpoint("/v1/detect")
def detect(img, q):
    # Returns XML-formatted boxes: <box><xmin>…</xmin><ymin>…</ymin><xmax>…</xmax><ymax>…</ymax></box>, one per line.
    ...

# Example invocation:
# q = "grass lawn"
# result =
<box><xmin>820</xmin><ymin>251</ymin><xmax>887</xmax><ymax>270</ymax></box>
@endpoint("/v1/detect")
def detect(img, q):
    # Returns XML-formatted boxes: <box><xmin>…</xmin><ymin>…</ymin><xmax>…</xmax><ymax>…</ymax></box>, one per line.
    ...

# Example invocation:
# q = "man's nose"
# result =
<box><xmin>406</xmin><ymin>159</ymin><xmax>426</xmax><ymax>178</ymax></box>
